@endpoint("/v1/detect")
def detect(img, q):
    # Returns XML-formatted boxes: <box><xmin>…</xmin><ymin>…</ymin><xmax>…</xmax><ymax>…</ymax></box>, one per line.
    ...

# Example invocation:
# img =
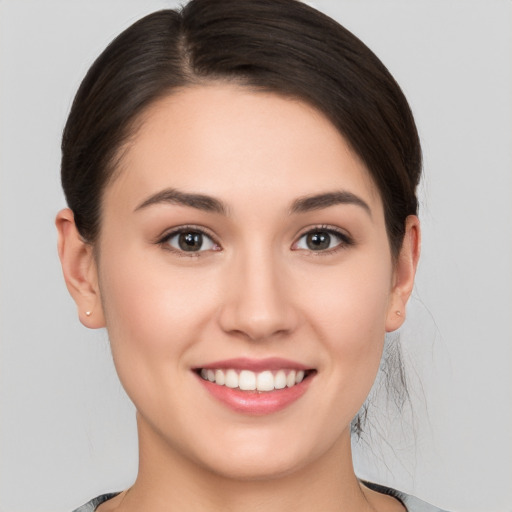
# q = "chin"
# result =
<box><xmin>177</xmin><ymin>420</ymin><xmax>345</xmax><ymax>484</ymax></box>
<box><xmin>196</xmin><ymin>448</ymin><xmax>315</xmax><ymax>482</ymax></box>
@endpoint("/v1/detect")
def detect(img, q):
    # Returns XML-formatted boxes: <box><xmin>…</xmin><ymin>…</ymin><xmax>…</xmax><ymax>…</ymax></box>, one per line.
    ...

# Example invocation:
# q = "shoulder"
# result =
<box><xmin>72</xmin><ymin>493</ymin><xmax>120</xmax><ymax>512</ymax></box>
<box><xmin>74</xmin><ymin>486</ymin><xmax>451</xmax><ymax>512</ymax></box>
<box><xmin>362</xmin><ymin>481</ymin><xmax>450</xmax><ymax>512</ymax></box>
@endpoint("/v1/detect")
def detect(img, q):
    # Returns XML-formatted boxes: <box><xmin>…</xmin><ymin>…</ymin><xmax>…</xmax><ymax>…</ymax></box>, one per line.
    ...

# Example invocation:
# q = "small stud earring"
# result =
<box><xmin>85</xmin><ymin>311</ymin><xmax>92</xmax><ymax>317</ymax></box>
<box><xmin>395</xmin><ymin>310</ymin><xmax>402</xmax><ymax>316</ymax></box>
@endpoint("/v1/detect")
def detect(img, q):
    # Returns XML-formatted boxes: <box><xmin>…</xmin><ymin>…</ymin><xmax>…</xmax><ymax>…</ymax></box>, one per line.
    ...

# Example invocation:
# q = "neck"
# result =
<box><xmin>116</xmin><ymin>414</ymin><xmax>377</xmax><ymax>512</ymax></box>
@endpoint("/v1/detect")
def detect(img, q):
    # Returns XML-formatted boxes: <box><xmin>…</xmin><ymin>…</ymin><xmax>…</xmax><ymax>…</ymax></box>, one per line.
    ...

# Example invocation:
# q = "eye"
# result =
<box><xmin>294</xmin><ymin>227</ymin><xmax>351</xmax><ymax>252</ymax></box>
<box><xmin>162</xmin><ymin>229</ymin><xmax>219</xmax><ymax>253</ymax></box>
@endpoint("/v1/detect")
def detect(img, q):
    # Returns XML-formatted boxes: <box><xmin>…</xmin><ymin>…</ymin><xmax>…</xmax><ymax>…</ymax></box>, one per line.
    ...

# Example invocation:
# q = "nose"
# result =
<box><xmin>218</xmin><ymin>248</ymin><xmax>299</xmax><ymax>342</ymax></box>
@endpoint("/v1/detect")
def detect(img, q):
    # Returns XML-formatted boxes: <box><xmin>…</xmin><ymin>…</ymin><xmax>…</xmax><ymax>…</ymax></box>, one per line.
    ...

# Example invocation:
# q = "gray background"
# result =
<box><xmin>1</xmin><ymin>1</ymin><xmax>511</xmax><ymax>511</ymax></box>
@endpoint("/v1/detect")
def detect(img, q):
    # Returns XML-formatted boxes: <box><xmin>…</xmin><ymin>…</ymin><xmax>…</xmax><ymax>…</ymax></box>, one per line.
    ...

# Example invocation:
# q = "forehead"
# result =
<box><xmin>109</xmin><ymin>84</ymin><xmax>381</xmax><ymax>213</ymax></box>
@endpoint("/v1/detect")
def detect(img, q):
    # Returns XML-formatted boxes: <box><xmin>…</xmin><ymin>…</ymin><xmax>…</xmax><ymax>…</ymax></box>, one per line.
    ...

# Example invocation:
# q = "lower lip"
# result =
<box><xmin>196</xmin><ymin>373</ymin><xmax>313</xmax><ymax>415</ymax></box>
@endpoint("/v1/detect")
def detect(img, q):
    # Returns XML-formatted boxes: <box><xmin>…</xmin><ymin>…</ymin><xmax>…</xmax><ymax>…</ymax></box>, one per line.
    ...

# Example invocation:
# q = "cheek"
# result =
<box><xmin>97</xmin><ymin>247</ymin><xmax>218</xmax><ymax>384</ymax></box>
<box><xmin>303</xmin><ymin>252</ymin><xmax>392</xmax><ymax>389</ymax></box>
<box><xmin>306</xmin><ymin>253</ymin><xmax>392</xmax><ymax>338</ymax></box>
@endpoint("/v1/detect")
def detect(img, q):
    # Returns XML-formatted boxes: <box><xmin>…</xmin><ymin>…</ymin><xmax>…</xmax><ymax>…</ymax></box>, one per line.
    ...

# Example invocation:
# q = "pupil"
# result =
<box><xmin>179</xmin><ymin>232</ymin><xmax>203</xmax><ymax>251</ymax></box>
<box><xmin>307</xmin><ymin>231</ymin><xmax>330</xmax><ymax>250</ymax></box>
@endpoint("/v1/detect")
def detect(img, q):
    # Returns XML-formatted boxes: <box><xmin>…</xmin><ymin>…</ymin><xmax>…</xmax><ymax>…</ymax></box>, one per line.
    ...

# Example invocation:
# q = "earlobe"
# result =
<box><xmin>385</xmin><ymin>215</ymin><xmax>421</xmax><ymax>332</ymax></box>
<box><xmin>56</xmin><ymin>208</ymin><xmax>105</xmax><ymax>329</ymax></box>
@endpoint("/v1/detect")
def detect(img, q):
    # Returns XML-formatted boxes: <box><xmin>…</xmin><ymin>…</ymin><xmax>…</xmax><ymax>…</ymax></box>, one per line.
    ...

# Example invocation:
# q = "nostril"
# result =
<box><xmin>216</xmin><ymin>272</ymin><xmax>299</xmax><ymax>341</ymax></box>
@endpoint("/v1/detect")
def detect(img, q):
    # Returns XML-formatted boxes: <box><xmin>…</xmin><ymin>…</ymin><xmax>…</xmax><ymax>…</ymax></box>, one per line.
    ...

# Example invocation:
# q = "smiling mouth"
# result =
<box><xmin>197</xmin><ymin>368</ymin><xmax>315</xmax><ymax>392</ymax></box>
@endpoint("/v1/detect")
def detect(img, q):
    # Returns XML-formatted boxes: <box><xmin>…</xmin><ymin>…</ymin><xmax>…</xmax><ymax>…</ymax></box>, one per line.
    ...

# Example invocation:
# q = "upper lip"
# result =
<box><xmin>195</xmin><ymin>357</ymin><xmax>312</xmax><ymax>372</ymax></box>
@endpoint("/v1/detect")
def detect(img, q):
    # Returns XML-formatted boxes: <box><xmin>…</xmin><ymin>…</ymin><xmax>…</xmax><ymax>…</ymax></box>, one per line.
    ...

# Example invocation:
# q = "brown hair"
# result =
<box><xmin>61</xmin><ymin>0</ymin><xmax>421</xmax><ymax>258</ymax></box>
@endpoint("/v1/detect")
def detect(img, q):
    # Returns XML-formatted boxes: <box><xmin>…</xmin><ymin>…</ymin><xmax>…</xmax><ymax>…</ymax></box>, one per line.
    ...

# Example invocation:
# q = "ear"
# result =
<box><xmin>385</xmin><ymin>215</ymin><xmax>421</xmax><ymax>332</ymax></box>
<box><xmin>56</xmin><ymin>208</ymin><xmax>105</xmax><ymax>328</ymax></box>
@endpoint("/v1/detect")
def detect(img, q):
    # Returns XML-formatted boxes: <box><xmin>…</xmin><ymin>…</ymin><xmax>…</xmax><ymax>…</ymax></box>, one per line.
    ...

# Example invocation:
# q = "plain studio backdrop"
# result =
<box><xmin>0</xmin><ymin>1</ymin><xmax>511</xmax><ymax>511</ymax></box>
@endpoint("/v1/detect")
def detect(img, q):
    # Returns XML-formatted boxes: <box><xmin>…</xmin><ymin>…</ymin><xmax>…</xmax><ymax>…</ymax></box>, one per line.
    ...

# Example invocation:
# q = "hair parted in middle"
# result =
<box><xmin>62</xmin><ymin>0</ymin><xmax>421</xmax><ymax>258</ymax></box>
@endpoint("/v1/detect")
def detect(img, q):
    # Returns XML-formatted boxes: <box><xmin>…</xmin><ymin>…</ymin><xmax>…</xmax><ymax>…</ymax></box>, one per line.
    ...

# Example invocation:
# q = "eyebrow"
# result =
<box><xmin>290</xmin><ymin>191</ymin><xmax>371</xmax><ymax>216</ymax></box>
<box><xmin>134</xmin><ymin>187</ymin><xmax>371</xmax><ymax>217</ymax></box>
<box><xmin>134</xmin><ymin>188</ymin><xmax>228</xmax><ymax>215</ymax></box>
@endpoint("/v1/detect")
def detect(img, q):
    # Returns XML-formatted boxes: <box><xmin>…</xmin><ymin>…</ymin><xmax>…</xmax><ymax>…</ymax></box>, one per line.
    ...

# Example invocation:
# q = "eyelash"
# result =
<box><xmin>157</xmin><ymin>225</ymin><xmax>220</xmax><ymax>258</ymax></box>
<box><xmin>156</xmin><ymin>224</ymin><xmax>354</xmax><ymax>257</ymax></box>
<box><xmin>293</xmin><ymin>225</ymin><xmax>354</xmax><ymax>255</ymax></box>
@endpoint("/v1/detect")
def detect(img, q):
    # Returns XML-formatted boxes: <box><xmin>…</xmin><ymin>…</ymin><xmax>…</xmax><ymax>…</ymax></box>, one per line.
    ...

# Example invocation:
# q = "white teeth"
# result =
<box><xmin>215</xmin><ymin>369</ymin><xmax>225</xmax><ymax>386</ymax></box>
<box><xmin>199</xmin><ymin>368</ymin><xmax>309</xmax><ymax>392</ymax></box>
<box><xmin>274</xmin><ymin>370</ymin><xmax>287</xmax><ymax>389</ymax></box>
<box><xmin>239</xmin><ymin>370</ymin><xmax>256</xmax><ymax>390</ymax></box>
<box><xmin>225</xmin><ymin>369</ymin><xmax>239</xmax><ymax>388</ymax></box>
<box><xmin>256</xmin><ymin>370</ymin><xmax>274</xmax><ymax>391</ymax></box>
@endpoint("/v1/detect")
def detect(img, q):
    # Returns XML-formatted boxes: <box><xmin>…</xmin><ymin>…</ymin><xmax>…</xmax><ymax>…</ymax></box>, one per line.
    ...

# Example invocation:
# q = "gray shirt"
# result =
<box><xmin>72</xmin><ymin>483</ymin><xmax>449</xmax><ymax>512</ymax></box>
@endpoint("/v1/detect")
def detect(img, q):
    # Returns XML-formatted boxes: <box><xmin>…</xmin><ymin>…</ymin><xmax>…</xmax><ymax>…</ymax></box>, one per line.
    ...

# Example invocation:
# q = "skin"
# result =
<box><xmin>57</xmin><ymin>84</ymin><xmax>420</xmax><ymax>512</ymax></box>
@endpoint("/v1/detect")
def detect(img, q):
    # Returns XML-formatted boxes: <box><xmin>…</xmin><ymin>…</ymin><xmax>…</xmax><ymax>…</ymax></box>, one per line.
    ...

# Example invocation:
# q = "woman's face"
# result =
<box><xmin>88</xmin><ymin>84</ymin><xmax>414</xmax><ymax>479</ymax></box>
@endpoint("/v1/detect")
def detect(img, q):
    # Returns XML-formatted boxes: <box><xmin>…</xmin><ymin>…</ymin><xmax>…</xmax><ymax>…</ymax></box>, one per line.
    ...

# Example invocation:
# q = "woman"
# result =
<box><xmin>56</xmin><ymin>0</ymin><xmax>445</xmax><ymax>510</ymax></box>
